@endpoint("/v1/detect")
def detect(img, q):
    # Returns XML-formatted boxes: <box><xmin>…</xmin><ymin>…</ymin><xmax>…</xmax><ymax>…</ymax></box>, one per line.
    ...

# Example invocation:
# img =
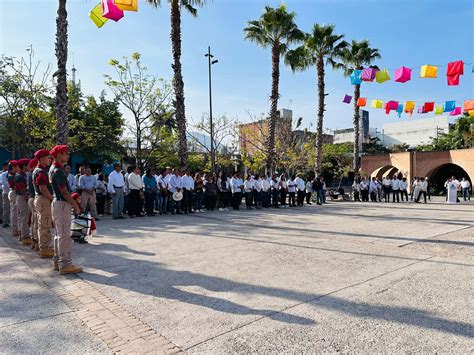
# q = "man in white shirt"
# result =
<box><xmin>369</xmin><ymin>177</ymin><xmax>378</xmax><ymax>202</ymax></box>
<box><xmin>391</xmin><ymin>175</ymin><xmax>400</xmax><ymax>203</ymax></box>
<box><xmin>181</xmin><ymin>169</ymin><xmax>194</xmax><ymax>214</ymax></box>
<box><xmin>230</xmin><ymin>172</ymin><xmax>243</xmax><ymax>210</ymax></box>
<box><xmin>287</xmin><ymin>175</ymin><xmax>297</xmax><ymax>207</ymax></box>
<box><xmin>271</xmin><ymin>175</ymin><xmax>280</xmax><ymax>208</ymax></box>
<box><xmin>294</xmin><ymin>174</ymin><xmax>305</xmax><ymax>207</ymax></box>
<box><xmin>156</xmin><ymin>169</ymin><xmax>169</xmax><ymax>214</ymax></box>
<box><xmin>127</xmin><ymin>166</ymin><xmax>144</xmax><ymax>218</ymax></box>
<box><xmin>168</xmin><ymin>168</ymin><xmax>183</xmax><ymax>214</ymax></box>
<box><xmin>461</xmin><ymin>177</ymin><xmax>471</xmax><ymax>201</ymax></box>
<box><xmin>108</xmin><ymin>163</ymin><xmax>126</xmax><ymax>219</ymax></box>
<box><xmin>416</xmin><ymin>177</ymin><xmax>428</xmax><ymax>203</ymax></box>
<box><xmin>383</xmin><ymin>176</ymin><xmax>392</xmax><ymax>202</ymax></box>
<box><xmin>1</xmin><ymin>162</ymin><xmax>9</xmax><ymax>227</ymax></box>
<box><xmin>64</xmin><ymin>164</ymin><xmax>75</xmax><ymax>192</ymax></box>
<box><xmin>253</xmin><ymin>175</ymin><xmax>262</xmax><ymax>209</ymax></box>
<box><xmin>243</xmin><ymin>175</ymin><xmax>254</xmax><ymax>210</ymax></box>
<box><xmin>399</xmin><ymin>177</ymin><xmax>408</xmax><ymax>202</ymax></box>
<box><xmin>261</xmin><ymin>175</ymin><xmax>270</xmax><ymax>208</ymax></box>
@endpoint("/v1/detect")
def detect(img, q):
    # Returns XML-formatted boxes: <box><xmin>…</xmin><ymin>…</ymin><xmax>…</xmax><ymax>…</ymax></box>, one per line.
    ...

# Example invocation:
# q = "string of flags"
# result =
<box><xmin>89</xmin><ymin>0</ymin><xmax>138</xmax><ymax>28</ymax></box>
<box><xmin>349</xmin><ymin>60</ymin><xmax>469</xmax><ymax>86</ymax></box>
<box><xmin>342</xmin><ymin>96</ymin><xmax>474</xmax><ymax>118</ymax></box>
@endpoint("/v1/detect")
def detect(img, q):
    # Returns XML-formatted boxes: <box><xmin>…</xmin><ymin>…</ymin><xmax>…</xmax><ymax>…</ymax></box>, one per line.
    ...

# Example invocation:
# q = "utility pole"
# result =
<box><xmin>205</xmin><ymin>46</ymin><xmax>218</xmax><ymax>173</ymax></box>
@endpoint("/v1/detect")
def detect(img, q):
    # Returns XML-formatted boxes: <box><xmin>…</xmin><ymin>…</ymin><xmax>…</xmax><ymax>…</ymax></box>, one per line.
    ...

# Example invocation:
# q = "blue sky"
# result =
<box><xmin>1</xmin><ymin>0</ymin><xmax>473</xmax><ymax>132</ymax></box>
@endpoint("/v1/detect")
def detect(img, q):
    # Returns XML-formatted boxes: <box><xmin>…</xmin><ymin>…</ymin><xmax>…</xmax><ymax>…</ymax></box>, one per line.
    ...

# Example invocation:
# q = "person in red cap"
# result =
<box><xmin>27</xmin><ymin>158</ymin><xmax>39</xmax><ymax>251</ymax></box>
<box><xmin>49</xmin><ymin>145</ymin><xmax>82</xmax><ymax>274</ymax></box>
<box><xmin>7</xmin><ymin>160</ymin><xmax>20</xmax><ymax>237</ymax></box>
<box><xmin>32</xmin><ymin>149</ymin><xmax>54</xmax><ymax>258</ymax></box>
<box><xmin>14</xmin><ymin>159</ymin><xmax>31</xmax><ymax>245</ymax></box>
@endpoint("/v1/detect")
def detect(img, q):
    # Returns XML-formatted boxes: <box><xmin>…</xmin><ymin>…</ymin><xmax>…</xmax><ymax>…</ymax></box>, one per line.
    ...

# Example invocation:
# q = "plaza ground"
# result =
<box><xmin>0</xmin><ymin>197</ymin><xmax>473</xmax><ymax>353</ymax></box>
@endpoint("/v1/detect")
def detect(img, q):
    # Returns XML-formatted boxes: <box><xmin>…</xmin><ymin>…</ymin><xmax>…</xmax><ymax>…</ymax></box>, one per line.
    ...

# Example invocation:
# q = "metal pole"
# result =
<box><xmin>207</xmin><ymin>46</ymin><xmax>215</xmax><ymax>174</ymax></box>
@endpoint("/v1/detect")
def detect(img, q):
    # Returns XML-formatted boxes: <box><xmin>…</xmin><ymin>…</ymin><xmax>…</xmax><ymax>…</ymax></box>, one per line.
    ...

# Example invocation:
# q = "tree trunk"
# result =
<box><xmin>315</xmin><ymin>56</ymin><xmax>325</xmax><ymax>176</ymax></box>
<box><xmin>55</xmin><ymin>0</ymin><xmax>69</xmax><ymax>144</ymax></box>
<box><xmin>266</xmin><ymin>43</ymin><xmax>280</xmax><ymax>174</ymax></box>
<box><xmin>353</xmin><ymin>84</ymin><xmax>361</xmax><ymax>174</ymax></box>
<box><xmin>170</xmin><ymin>0</ymin><xmax>188</xmax><ymax>170</ymax></box>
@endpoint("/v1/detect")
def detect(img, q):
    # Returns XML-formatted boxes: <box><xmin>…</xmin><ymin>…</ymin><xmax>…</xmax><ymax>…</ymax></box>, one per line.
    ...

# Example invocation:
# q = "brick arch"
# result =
<box><xmin>414</xmin><ymin>149</ymin><xmax>474</xmax><ymax>183</ymax></box>
<box><xmin>371</xmin><ymin>165</ymin><xmax>404</xmax><ymax>180</ymax></box>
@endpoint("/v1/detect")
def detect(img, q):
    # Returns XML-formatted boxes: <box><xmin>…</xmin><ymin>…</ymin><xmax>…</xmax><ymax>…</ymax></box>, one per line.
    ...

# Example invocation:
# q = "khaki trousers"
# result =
<box><xmin>2</xmin><ymin>193</ymin><xmax>9</xmax><ymax>224</ymax></box>
<box><xmin>52</xmin><ymin>200</ymin><xmax>72</xmax><ymax>269</ymax></box>
<box><xmin>35</xmin><ymin>196</ymin><xmax>52</xmax><ymax>251</ymax></box>
<box><xmin>16</xmin><ymin>195</ymin><xmax>30</xmax><ymax>240</ymax></box>
<box><xmin>81</xmin><ymin>191</ymin><xmax>97</xmax><ymax>217</ymax></box>
<box><xmin>8</xmin><ymin>190</ymin><xmax>19</xmax><ymax>236</ymax></box>
<box><xmin>28</xmin><ymin>197</ymin><xmax>38</xmax><ymax>243</ymax></box>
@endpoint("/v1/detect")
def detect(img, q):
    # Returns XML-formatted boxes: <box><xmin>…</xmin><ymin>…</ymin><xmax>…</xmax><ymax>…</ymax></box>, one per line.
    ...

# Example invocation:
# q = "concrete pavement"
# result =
<box><xmin>0</xmin><ymin>197</ymin><xmax>473</xmax><ymax>353</ymax></box>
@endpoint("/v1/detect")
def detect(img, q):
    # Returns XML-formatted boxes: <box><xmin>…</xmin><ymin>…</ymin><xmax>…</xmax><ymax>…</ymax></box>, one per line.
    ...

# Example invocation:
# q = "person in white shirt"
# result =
<box><xmin>168</xmin><ymin>168</ymin><xmax>183</xmax><ymax>214</ymax></box>
<box><xmin>286</xmin><ymin>175</ymin><xmax>297</xmax><ymax>207</ymax></box>
<box><xmin>391</xmin><ymin>175</ymin><xmax>400</xmax><ymax>203</ymax></box>
<box><xmin>107</xmin><ymin>163</ymin><xmax>126</xmax><ymax>219</ymax></box>
<box><xmin>294</xmin><ymin>174</ymin><xmax>305</xmax><ymax>206</ymax></box>
<box><xmin>461</xmin><ymin>177</ymin><xmax>471</xmax><ymax>201</ymax></box>
<box><xmin>305</xmin><ymin>178</ymin><xmax>313</xmax><ymax>205</ymax></box>
<box><xmin>243</xmin><ymin>174</ymin><xmax>254</xmax><ymax>210</ymax></box>
<box><xmin>156</xmin><ymin>169</ymin><xmax>169</xmax><ymax>214</ymax></box>
<box><xmin>369</xmin><ymin>177</ymin><xmax>378</xmax><ymax>202</ymax></box>
<box><xmin>399</xmin><ymin>177</ymin><xmax>408</xmax><ymax>202</ymax></box>
<box><xmin>416</xmin><ymin>177</ymin><xmax>428</xmax><ymax>203</ymax></box>
<box><xmin>64</xmin><ymin>164</ymin><xmax>76</xmax><ymax>192</ymax></box>
<box><xmin>352</xmin><ymin>179</ymin><xmax>361</xmax><ymax>202</ymax></box>
<box><xmin>230</xmin><ymin>172</ymin><xmax>243</xmax><ymax>210</ymax></box>
<box><xmin>271</xmin><ymin>175</ymin><xmax>280</xmax><ymax>208</ymax></box>
<box><xmin>127</xmin><ymin>166</ymin><xmax>144</xmax><ymax>218</ymax></box>
<box><xmin>1</xmin><ymin>162</ymin><xmax>10</xmax><ymax>227</ymax></box>
<box><xmin>123</xmin><ymin>166</ymin><xmax>132</xmax><ymax>215</ymax></box>
<box><xmin>383</xmin><ymin>177</ymin><xmax>392</xmax><ymax>202</ymax></box>
<box><xmin>413</xmin><ymin>177</ymin><xmax>422</xmax><ymax>202</ymax></box>
<box><xmin>181</xmin><ymin>169</ymin><xmax>194</xmax><ymax>214</ymax></box>
<box><xmin>360</xmin><ymin>178</ymin><xmax>369</xmax><ymax>202</ymax></box>
<box><xmin>253</xmin><ymin>175</ymin><xmax>262</xmax><ymax>209</ymax></box>
<box><xmin>261</xmin><ymin>175</ymin><xmax>271</xmax><ymax>208</ymax></box>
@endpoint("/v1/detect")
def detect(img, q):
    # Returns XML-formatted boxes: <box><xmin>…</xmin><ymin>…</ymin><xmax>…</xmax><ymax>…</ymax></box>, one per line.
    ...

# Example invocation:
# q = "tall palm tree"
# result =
<box><xmin>54</xmin><ymin>0</ymin><xmax>69</xmax><ymax>144</ymax></box>
<box><xmin>244</xmin><ymin>5</ymin><xmax>303</xmax><ymax>173</ymax></box>
<box><xmin>285</xmin><ymin>24</ymin><xmax>346</xmax><ymax>176</ymax></box>
<box><xmin>146</xmin><ymin>0</ymin><xmax>205</xmax><ymax>170</ymax></box>
<box><xmin>337</xmin><ymin>40</ymin><xmax>380</xmax><ymax>174</ymax></box>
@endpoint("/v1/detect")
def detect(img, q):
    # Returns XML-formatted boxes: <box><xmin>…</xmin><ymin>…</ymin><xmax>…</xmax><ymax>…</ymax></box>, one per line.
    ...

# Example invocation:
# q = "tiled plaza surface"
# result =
<box><xmin>1</xmin><ymin>197</ymin><xmax>473</xmax><ymax>353</ymax></box>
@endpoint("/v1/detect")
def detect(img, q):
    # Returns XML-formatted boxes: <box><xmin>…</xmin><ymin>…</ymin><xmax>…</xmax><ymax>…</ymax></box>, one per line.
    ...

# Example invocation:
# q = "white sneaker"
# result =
<box><xmin>219</xmin><ymin>208</ymin><xmax>223</xmax><ymax>211</ymax></box>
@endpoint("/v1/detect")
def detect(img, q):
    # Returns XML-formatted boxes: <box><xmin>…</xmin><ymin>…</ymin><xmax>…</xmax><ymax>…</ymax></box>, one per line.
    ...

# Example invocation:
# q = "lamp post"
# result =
<box><xmin>205</xmin><ymin>46</ymin><xmax>218</xmax><ymax>173</ymax></box>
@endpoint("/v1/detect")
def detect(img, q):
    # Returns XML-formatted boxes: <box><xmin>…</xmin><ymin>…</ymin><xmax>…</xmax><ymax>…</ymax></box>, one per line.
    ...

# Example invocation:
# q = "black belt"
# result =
<box><xmin>113</xmin><ymin>185</ymin><xmax>124</xmax><ymax>188</ymax></box>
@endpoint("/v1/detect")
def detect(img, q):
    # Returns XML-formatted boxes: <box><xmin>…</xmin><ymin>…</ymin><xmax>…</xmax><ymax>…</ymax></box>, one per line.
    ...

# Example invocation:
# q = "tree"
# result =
<box><xmin>321</xmin><ymin>142</ymin><xmax>352</xmax><ymax>186</ymax></box>
<box><xmin>54</xmin><ymin>0</ymin><xmax>69</xmax><ymax>144</ymax></box>
<box><xmin>145</xmin><ymin>0</ymin><xmax>206</xmax><ymax>170</ymax></box>
<box><xmin>337</xmin><ymin>40</ymin><xmax>381</xmax><ymax>174</ymax></box>
<box><xmin>416</xmin><ymin>114</ymin><xmax>474</xmax><ymax>151</ymax></box>
<box><xmin>104</xmin><ymin>53</ymin><xmax>173</xmax><ymax>168</ymax></box>
<box><xmin>0</xmin><ymin>48</ymin><xmax>54</xmax><ymax>157</ymax></box>
<box><xmin>67</xmin><ymin>83</ymin><xmax>124</xmax><ymax>163</ymax></box>
<box><xmin>188</xmin><ymin>113</ymin><xmax>234</xmax><ymax>171</ymax></box>
<box><xmin>285</xmin><ymin>24</ymin><xmax>346</xmax><ymax>175</ymax></box>
<box><xmin>244</xmin><ymin>5</ymin><xmax>304</xmax><ymax>173</ymax></box>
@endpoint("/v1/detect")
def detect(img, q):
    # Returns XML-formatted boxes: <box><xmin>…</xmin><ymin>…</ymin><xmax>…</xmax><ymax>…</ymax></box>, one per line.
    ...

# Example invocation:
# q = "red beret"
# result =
<box><xmin>34</xmin><ymin>149</ymin><xmax>50</xmax><ymax>160</ymax></box>
<box><xmin>71</xmin><ymin>192</ymin><xmax>80</xmax><ymax>200</ymax></box>
<box><xmin>28</xmin><ymin>158</ymin><xmax>38</xmax><ymax>170</ymax></box>
<box><xmin>50</xmin><ymin>145</ymin><xmax>69</xmax><ymax>157</ymax></box>
<box><xmin>17</xmin><ymin>158</ymin><xmax>30</xmax><ymax>166</ymax></box>
<box><xmin>9</xmin><ymin>160</ymin><xmax>18</xmax><ymax>166</ymax></box>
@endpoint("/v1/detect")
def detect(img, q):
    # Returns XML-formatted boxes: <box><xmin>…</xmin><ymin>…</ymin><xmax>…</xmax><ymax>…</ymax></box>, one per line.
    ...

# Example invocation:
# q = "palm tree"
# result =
<box><xmin>54</xmin><ymin>0</ymin><xmax>69</xmax><ymax>144</ymax></box>
<box><xmin>244</xmin><ymin>5</ymin><xmax>304</xmax><ymax>173</ymax></box>
<box><xmin>337</xmin><ymin>40</ymin><xmax>380</xmax><ymax>174</ymax></box>
<box><xmin>146</xmin><ymin>0</ymin><xmax>205</xmax><ymax>170</ymax></box>
<box><xmin>285</xmin><ymin>24</ymin><xmax>346</xmax><ymax>176</ymax></box>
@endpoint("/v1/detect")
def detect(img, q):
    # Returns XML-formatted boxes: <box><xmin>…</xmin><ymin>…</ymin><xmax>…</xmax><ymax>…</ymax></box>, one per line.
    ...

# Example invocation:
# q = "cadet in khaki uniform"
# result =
<box><xmin>27</xmin><ymin>158</ymin><xmax>39</xmax><ymax>251</ymax></box>
<box><xmin>49</xmin><ymin>145</ymin><xmax>82</xmax><ymax>274</ymax></box>
<box><xmin>7</xmin><ymin>160</ymin><xmax>20</xmax><ymax>237</ymax></box>
<box><xmin>14</xmin><ymin>159</ymin><xmax>31</xmax><ymax>245</ymax></box>
<box><xmin>33</xmin><ymin>149</ymin><xmax>54</xmax><ymax>259</ymax></box>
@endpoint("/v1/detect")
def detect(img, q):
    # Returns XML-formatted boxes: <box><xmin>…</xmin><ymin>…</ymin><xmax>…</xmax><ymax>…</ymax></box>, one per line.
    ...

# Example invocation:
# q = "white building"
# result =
<box><xmin>375</xmin><ymin>116</ymin><xmax>450</xmax><ymax>148</ymax></box>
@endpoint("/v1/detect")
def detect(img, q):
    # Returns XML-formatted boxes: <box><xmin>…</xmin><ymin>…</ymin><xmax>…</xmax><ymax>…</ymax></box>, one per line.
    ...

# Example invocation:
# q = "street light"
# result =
<box><xmin>205</xmin><ymin>46</ymin><xmax>218</xmax><ymax>173</ymax></box>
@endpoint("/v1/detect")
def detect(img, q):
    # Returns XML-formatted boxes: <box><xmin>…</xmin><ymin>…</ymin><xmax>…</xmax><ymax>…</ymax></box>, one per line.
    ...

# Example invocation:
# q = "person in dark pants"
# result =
<box><xmin>95</xmin><ymin>173</ymin><xmax>107</xmax><ymax>216</ymax></box>
<box><xmin>313</xmin><ymin>177</ymin><xmax>324</xmax><ymax>205</ymax></box>
<box><xmin>360</xmin><ymin>178</ymin><xmax>369</xmax><ymax>202</ymax></box>
<box><xmin>204</xmin><ymin>175</ymin><xmax>217</xmax><ymax>211</ymax></box>
<box><xmin>230</xmin><ymin>172</ymin><xmax>243</xmax><ymax>210</ymax></box>
<box><xmin>143</xmin><ymin>169</ymin><xmax>157</xmax><ymax>216</ymax></box>
<box><xmin>271</xmin><ymin>175</ymin><xmax>280</xmax><ymax>208</ymax></box>
<box><xmin>383</xmin><ymin>177</ymin><xmax>391</xmax><ymax>202</ymax></box>
<box><xmin>391</xmin><ymin>175</ymin><xmax>400</xmax><ymax>203</ymax></box>
<box><xmin>400</xmin><ymin>177</ymin><xmax>408</xmax><ymax>202</ymax></box>
<box><xmin>127</xmin><ymin>166</ymin><xmax>144</xmax><ymax>218</ymax></box>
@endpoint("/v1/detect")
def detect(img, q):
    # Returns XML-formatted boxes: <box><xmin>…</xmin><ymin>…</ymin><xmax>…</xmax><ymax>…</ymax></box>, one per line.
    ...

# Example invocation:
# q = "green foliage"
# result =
<box><xmin>321</xmin><ymin>143</ymin><xmax>353</xmax><ymax>178</ymax></box>
<box><xmin>416</xmin><ymin>115</ymin><xmax>474</xmax><ymax>152</ymax></box>
<box><xmin>337</xmin><ymin>39</ymin><xmax>381</xmax><ymax>74</ymax></box>
<box><xmin>244</xmin><ymin>5</ymin><xmax>304</xmax><ymax>54</ymax></box>
<box><xmin>363</xmin><ymin>136</ymin><xmax>389</xmax><ymax>154</ymax></box>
